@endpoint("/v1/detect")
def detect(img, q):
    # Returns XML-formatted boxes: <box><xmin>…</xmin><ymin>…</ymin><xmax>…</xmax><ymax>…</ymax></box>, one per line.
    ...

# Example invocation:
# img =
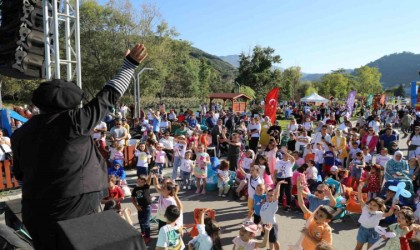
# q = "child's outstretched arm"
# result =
<box><xmin>324</xmin><ymin>187</ymin><xmax>336</xmax><ymax>208</ymax></box>
<box><xmin>357</xmin><ymin>183</ymin><xmax>365</xmax><ymax>207</ymax></box>
<box><xmin>237</xmin><ymin>162</ymin><xmax>247</xmax><ymax>177</ymax></box>
<box><xmin>173</xmin><ymin>185</ymin><xmax>183</xmax><ymax>212</ymax></box>
<box><xmin>255</xmin><ymin>224</ymin><xmax>272</xmax><ymax>248</ymax></box>
<box><xmin>297</xmin><ymin>176</ymin><xmax>310</xmax><ymax>215</ymax></box>
<box><xmin>146</xmin><ymin>173</ymin><xmax>152</xmax><ymax>186</ymax></box>
<box><xmin>274</xmin><ymin>180</ymin><xmax>286</xmax><ymax>200</ymax></box>
<box><xmin>152</xmin><ymin>174</ymin><xmax>163</xmax><ymax>194</ymax></box>
<box><xmin>383</xmin><ymin>199</ymin><xmax>397</xmax><ymax>217</ymax></box>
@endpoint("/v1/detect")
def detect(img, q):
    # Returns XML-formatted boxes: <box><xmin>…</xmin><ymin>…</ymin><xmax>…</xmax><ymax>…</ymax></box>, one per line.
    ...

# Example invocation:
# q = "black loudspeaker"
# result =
<box><xmin>56</xmin><ymin>210</ymin><xmax>146</xmax><ymax>250</ymax></box>
<box><xmin>0</xmin><ymin>0</ymin><xmax>47</xmax><ymax>79</ymax></box>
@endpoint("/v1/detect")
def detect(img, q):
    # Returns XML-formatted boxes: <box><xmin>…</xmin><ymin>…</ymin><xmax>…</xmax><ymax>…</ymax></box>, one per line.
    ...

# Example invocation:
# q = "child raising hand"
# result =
<box><xmin>296</xmin><ymin>175</ymin><xmax>334</xmax><ymax>249</ymax></box>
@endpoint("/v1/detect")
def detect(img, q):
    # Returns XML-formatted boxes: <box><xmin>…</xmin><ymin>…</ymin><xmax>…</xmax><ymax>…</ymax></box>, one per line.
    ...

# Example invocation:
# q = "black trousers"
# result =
<box><xmin>22</xmin><ymin>192</ymin><xmax>101</xmax><ymax>250</ymax></box>
<box><xmin>249</xmin><ymin>137</ymin><xmax>259</xmax><ymax>153</ymax></box>
<box><xmin>163</xmin><ymin>149</ymin><xmax>174</xmax><ymax>165</ymax></box>
<box><xmin>277</xmin><ymin>177</ymin><xmax>292</xmax><ymax>207</ymax></box>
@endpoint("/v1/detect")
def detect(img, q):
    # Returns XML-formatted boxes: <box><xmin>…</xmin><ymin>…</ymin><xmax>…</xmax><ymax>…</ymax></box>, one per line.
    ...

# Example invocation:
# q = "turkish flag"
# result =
<box><xmin>264</xmin><ymin>87</ymin><xmax>279</xmax><ymax>123</ymax></box>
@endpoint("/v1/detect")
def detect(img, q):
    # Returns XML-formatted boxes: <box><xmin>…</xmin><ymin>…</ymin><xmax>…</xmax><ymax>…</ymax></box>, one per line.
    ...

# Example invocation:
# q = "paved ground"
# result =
<box><xmin>0</xmin><ymin>128</ymin><xmax>410</xmax><ymax>249</ymax></box>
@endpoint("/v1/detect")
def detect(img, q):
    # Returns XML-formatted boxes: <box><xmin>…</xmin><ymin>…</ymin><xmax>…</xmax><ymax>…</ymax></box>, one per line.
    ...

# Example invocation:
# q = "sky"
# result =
<box><xmin>98</xmin><ymin>0</ymin><xmax>420</xmax><ymax>73</ymax></box>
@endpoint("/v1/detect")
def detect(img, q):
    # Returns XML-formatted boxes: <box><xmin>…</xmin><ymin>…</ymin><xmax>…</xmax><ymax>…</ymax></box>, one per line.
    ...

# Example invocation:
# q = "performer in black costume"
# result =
<box><xmin>11</xmin><ymin>44</ymin><xmax>147</xmax><ymax>250</ymax></box>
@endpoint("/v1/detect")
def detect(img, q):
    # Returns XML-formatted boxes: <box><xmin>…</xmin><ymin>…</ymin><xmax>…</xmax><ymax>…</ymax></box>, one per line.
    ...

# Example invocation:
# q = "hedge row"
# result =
<box><xmin>119</xmin><ymin>96</ymin><xmax>206</xmax><ymax>110</ymax></box>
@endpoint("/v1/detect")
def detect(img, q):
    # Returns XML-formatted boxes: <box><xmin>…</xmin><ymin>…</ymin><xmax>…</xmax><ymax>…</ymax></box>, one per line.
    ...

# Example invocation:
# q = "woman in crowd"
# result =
<box><xmin>407</xmin><ymin>126</ymin><xmax>420</xmax><ymax>158</ymax></box>
<box><xmin>361</xmin><ymin>126</ymin><xmax>379</xmax><ymax>154</ymax></box>
<box><xmin>331</xmin><ymin>129</ymin><xmax>348</xmax><ymax>167</ymax></box>
<box><xmin>385</xmin><ymin>151</ymin><xmax>409</xmax><ymax>181</ymax></box>
<box><xmin>260</xmin><ymin>116</ymin><xmax>272</xmax><ymax>150</ymax></box>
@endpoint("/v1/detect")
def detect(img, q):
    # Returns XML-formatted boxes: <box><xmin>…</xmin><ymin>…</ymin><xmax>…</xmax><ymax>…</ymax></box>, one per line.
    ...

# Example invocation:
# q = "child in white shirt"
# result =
<box><xmin>135</xmin><ymin>142</ymin><xmax>151</xmax><ymax>176</ymax></box>
<box><xmin>180</xmin><ymin>151</ymin><xmax>194</xmax><ymax>190</ymax></box>
<box><xmin>217</xmin><ymin>160</ymin><xmax>231</xmax><ymax>197</ymax></box>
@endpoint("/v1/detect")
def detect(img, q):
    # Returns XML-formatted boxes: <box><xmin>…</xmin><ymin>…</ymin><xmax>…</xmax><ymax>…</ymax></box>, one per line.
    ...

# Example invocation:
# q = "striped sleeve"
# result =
<box><xmin>105</xmin><ymin>57</ymin><xmax>138</xmax><ymax>96</ymax></box>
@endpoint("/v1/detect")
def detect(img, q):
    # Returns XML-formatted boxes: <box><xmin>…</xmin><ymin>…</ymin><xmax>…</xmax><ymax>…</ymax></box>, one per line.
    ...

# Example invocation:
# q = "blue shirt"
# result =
<box><xmin>152</xmin><ymin>117</ymin><xmax>161</xmax><ymax>132</ymax></box>
<box><xmin>323</xmin><ymin>150</ymin><xmax>335</xmax><ymax>166</ymax></box>
<box><xmin>187</xmin><ymin>117</ymin><xmax>197</xmax><ymax>128</ymax></box>
<box><xmin>307</xmin><ymin>193</ymin><xmax>331</xmax><ymax>212</ymax></box>
<box><xmin>206</xmin><ymin>117</ymin><xmax>215</xmax><ymax>129</ymax></box>
<box><xmin>253</xmin><ymin>194</ymin><xmax>267</xmax><ymax>216</ymax></box>
<box><xmin>380</xmin><ymin>134</ymin><xmax>397</xmax><ymax>149</ymax></box>
<box><xmin>107</xmin><ymin>167</ymin><xmax>126</xmax><ymax>180</ymax></box>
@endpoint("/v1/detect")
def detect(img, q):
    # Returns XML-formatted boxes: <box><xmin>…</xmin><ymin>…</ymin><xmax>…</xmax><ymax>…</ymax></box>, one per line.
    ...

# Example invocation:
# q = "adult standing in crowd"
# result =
<box><xmin>92</xmin><ymin>119</ymin><xmax>107</xmax><ymax>141</ymax></box>
<box><xmin>247</xmin><ymin>117</ymin><xmax>261</xmax><ymax>153</ymax></box>
<box><xmin>150</xmin><ymin>109</ymin><xmax>161</xmax><ymax>137</ymax></box>
<box><xmin>110</xmin><ymin>119</ymin><xmax>128</xmax><ymax>146</ymax></box>
<box><xmin>361</xmin><ymin>126</ymin><xmax>379</xmax><ymax>154</ymax></box>
<box><xmin>12</xmin><ymin>43</ymin><xmax>148</xmax><ymax>249</ymax></box>
<box><xmin>407</xmin><ymin>126</ymin><xmax>420</xmax><ymax>158</ymax></box>
<box><xmin>331</xmin><ymin>129</ymin><xmax>348</xmax><ymax>165</ymax></box>
<box><xmin>159</xmin><ymin>131</ymin><xmax>174</xmax><ymax>168</ymax></box>
<box><xmin>227</xmin><ymin>133</ymin><xmax>241</xmax><ymax>171</ymax></box>
<box><xmin>211</xmin><ymin>119</ymin><xmax>224</xmax><ymax>147</ymax></box>
<box><xmin>0</xmin><ymin>138</ymin><xmax>12</xmax><ymax>161</ymax></box>
<box><xmin>0</xmin><ymin>129</ymin><xmax>11</xmax><ymax>147</ymax></box>
<box><xmin>260</xmin><ymin>116</ymin><xmax>272</xmax><ymax>150</ymax></box>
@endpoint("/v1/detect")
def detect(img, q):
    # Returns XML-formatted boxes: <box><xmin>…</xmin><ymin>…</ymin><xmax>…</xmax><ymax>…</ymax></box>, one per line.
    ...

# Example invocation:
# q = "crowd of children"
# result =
<box><xmin>99</xmin><ymin>102</ymin><xmax>420</xmax><ymax>250</ymax></box>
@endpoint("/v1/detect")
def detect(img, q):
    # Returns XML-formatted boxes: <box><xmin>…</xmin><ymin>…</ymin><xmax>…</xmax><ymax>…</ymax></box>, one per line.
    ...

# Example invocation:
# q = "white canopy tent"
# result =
<box><xmin>300</xmin><ymin>93</ymin><xmax>329</xmax><ymax>104</ymax></box>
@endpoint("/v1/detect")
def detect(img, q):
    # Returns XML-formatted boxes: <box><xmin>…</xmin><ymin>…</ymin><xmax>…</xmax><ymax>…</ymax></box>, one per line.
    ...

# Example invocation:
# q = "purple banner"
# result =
<box><xmin>346</xmin><ymin>90</ymin><xmax>357</xmax><ymax>115</ymax></box>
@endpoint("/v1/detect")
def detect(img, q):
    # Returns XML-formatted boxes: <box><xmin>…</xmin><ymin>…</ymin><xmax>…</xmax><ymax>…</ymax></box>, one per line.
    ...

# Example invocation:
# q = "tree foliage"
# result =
<box><xmin>78</xmin><ymin>1</ymin><xmax>235</xmax><ymax>100</ymax></box>
<box><xmin>282</xmin><ymin>66</ymin><xmax>301</xmax><ymax>100</ymax></box>
<box><xmin>239</xmin><ymin>86</ymin><xmax>256</xmax><ymax>99</ymax></box>
<box><xmin>313</xmin><ymin>65</ymin><xmax>382</xmax><ymax>99</ymax></box>
<box><xmin>236</xmin><ymin>46</ymin><xmax>282</xmax><ymax>99</ymax></box>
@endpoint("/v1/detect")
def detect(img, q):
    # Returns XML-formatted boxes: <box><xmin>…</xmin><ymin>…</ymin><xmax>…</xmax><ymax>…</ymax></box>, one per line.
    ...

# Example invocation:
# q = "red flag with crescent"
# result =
<box><xmin>264</xmin><ymin>87</ymin><xmax>279</xmax><ymax>123</ymax></box>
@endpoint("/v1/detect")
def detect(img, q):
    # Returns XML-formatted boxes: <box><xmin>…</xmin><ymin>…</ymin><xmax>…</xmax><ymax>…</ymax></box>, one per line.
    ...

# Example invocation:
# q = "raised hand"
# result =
<box><xmin>126</xmin><ymin>43</ymin><xmax>148</xmax><ymax>64</ymax></box>
<box><xmin>173</xmin><ymin>185</ymin><xmax>180</xmax><ymax>196</ymax></box>
<box><xmin>264</xmin><ymin>223</ymin><xmax>273</xmax><ymax>231</ymax></box>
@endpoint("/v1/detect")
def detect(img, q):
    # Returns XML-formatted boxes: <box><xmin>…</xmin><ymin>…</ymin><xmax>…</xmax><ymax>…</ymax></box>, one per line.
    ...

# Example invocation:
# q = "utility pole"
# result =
<box><xmin>136</xmin><ymin>68</ymin><xmax>153</xmax><ymax>118</ymax></box>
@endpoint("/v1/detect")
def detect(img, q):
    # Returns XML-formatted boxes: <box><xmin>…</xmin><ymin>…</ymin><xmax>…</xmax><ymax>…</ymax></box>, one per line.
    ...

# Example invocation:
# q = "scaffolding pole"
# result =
<box><xmin>43</xmin><ymin>0</ymin><xmax>82</xmax><ymax>88</ymax></box>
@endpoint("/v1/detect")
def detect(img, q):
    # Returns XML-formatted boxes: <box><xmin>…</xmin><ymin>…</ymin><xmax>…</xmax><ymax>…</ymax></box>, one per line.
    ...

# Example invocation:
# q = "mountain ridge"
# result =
<box><xmin>217</xmin><ymin>52</ymin><xmax>420</xmax><ymax>88</ymax></box>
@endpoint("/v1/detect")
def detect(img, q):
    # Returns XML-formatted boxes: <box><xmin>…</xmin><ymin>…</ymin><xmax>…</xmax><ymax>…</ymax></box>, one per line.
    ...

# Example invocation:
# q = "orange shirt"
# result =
<box><xmin>199</xmin><ymin>135</ymin><xmax>209</xmax><ymax>147</ymax></box>
<box><xmin>301</xmin><ymin>212</ymin><xmax>332</xmax><ymax>249</ymax></box>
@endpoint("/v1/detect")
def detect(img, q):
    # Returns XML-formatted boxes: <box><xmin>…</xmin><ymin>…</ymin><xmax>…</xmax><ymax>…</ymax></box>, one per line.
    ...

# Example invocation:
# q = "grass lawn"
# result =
<box><xmin>278</xmin><ymin>119</ymin><xmax>289</xmax><ymax>131</ymax></box>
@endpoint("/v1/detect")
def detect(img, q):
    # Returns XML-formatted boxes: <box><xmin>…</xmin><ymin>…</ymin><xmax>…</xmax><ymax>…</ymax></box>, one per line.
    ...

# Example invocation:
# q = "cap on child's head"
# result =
<box><xmin>241</xmin><ymin>221</ymin><xmax>258</xmax><ymax>234</ymax></box>
<box><xmin>330</xmin><ymin>166</ymin><xmax>338</xmax><ymax>172</ymax></box>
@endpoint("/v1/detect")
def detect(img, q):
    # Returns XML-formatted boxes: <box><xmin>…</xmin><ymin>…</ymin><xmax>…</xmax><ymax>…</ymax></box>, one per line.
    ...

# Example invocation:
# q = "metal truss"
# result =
<box><xmin>42</xmin><ymin>0</ymin><xmax>81</xmax><ymax>87</ymax></box>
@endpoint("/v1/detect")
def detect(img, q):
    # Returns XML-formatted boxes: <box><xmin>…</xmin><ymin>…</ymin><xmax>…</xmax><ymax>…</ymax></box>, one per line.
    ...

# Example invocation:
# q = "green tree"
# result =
<box><xmin>296</xmin><ymin>81</ymin><xmax>316</xmax><ymax>97</ymax></box>
<box><xmin>315</xmin><ymin>73</ymin><xmax>349</xmax><ymax>99</ymax></box>
<box><xmin>239</xmin><ymin>86</ymin><xmax>256</xmax><ymax>99</ymax></box>
<box><xmin>282</xmin><ymin>66</ymin><xmax>302</xmax><ymax>100</ymax></box>
<box><xmin>236</xmin><ymin>46</ymin><xmax>282</xmax><ymax>99</ymax></box>
<box><xmin>354</xmin><ymin>66</ymin><xmax>382</xmax><ymax>97</ymax></box>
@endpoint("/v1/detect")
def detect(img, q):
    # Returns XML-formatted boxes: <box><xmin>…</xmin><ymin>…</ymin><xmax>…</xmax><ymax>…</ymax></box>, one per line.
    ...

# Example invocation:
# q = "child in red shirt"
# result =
<box><xmin>102</xmin><ymin>176</ymin><xmax>124</xmax><ymax>211</ymax></box>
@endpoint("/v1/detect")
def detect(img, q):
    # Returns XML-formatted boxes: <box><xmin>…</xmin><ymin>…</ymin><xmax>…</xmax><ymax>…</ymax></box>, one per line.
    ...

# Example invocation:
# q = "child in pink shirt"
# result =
<box><xmin>263</xmin><ymin>141</ymin><xmax>277</xmax><ymax>175</ymax></box>
<box><xmin>155</xmin><ymin>143</ymin><xmax>167</xmax><ymax>176</ymax></box>
<box><xmin>292</xmin><ymin>164</ymin><xmax>309</xmax><ymax>196</ymax></box>
<box><xmin>113</xmin><ymin>145</ymin><xmax>124</xmax><ymax>162</ymax></box>
<box><xmin>256</xmin><ymin>154</ymin><xmax>274</xmax><ymax>189</ymax></box>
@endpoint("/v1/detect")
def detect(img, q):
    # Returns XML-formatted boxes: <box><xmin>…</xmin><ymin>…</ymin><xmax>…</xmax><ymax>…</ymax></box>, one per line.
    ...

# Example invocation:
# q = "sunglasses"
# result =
<box><xmin>316</xmin><ymin>189</ymin><xmax>324</xmax><ymax>194</ymax></box>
